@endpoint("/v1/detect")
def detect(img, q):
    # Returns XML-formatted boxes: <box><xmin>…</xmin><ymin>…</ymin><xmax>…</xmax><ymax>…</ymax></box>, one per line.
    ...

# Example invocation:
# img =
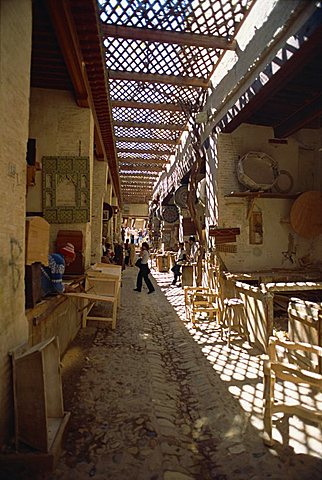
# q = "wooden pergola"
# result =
<box><xmin>97</xmin><ymin>0</ymin><xmax>253</xmax><ymax>203</ymax></box>
<box><xmin>31</xmin><ymin>0</ymin><xmax>254</xmax><ymax>205</ymax></box>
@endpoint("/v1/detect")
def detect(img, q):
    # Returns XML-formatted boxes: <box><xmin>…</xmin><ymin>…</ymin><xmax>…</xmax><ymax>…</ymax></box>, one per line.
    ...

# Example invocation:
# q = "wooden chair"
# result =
<box><xmin>217</xmin><ymin>273</ymin><xmax>249</xmax><ymax>347</ymax></box>
<box><xmin>65</xmin><ymin>267</ymin><xmax>121</xmax><ymax>330</ymax></box>
<box><xmin>184</xmin><ymin>286</ymin><xmax>218</xmax><ymax>326</ymax></box>
<box><xmin>263</xmin><ymin>336</ymin><xmax>322</xmax><ymax>447</ymax></box>
<box><xmin>221</xmin><ymin>296</ymin><xmax>250</xmax><ymax>347</ymax></box>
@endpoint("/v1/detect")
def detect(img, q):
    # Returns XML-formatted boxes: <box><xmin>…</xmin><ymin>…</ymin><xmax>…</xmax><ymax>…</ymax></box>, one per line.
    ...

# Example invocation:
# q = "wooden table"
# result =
<box><xmin>65</xmin><ymin>263</ymin><xmax>122</xmax><ymax>330</ymax></box>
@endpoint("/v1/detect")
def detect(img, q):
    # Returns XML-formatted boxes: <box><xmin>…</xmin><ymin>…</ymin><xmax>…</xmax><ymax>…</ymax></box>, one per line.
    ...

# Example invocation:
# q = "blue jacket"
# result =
<box><xmin>41</xmin><ymin>253</ymin><xmax>65</xmax><ymax>296</ymax></box>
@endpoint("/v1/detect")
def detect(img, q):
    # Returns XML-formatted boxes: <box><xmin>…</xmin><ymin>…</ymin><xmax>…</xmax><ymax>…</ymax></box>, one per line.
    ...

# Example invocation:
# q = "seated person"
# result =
<box><xmin>172</xmin><ymin>242</ymin><xmax>187</xmax><ymax>285</ymax></box>
<box><xmin>101</xmin><ymin>242</ymin><xmax>114</xmax><ymax>264</ymax></box>
<box><xmin>41</xmin><ymin>243</ymin><xmax>76</xmax><ymax>296</ymax></box>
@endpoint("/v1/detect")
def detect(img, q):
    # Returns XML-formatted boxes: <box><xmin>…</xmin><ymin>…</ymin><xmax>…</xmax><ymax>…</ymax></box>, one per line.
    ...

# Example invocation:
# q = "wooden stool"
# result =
<box><xmin>222</xmin><ymin>298</ymin><xmax>249</xmax><ymax>347</ymax></box>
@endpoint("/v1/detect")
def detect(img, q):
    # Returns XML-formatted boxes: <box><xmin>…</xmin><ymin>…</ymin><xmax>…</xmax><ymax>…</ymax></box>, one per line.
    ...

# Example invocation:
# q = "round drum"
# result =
<box><xmin>174</xmin><ymin>185</ymin><xmax>188</xmax><ymax>208</ymax></box>
<box><xmin>290</xmin><ymin>191</ymin><xmax>322</xmax><ymax>238</ymax></box>
<box><xmin>162</xmin><ymin>205</ymin><xmax>179</xmax><ymax>223</ymax></box>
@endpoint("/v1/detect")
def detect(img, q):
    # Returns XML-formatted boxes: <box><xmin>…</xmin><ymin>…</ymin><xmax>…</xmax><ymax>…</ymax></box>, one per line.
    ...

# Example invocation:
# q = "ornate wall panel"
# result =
<box><xmin>42</xmin><ymin>156</ymin><xmax>90</xmax><ymax>223</ymax></box>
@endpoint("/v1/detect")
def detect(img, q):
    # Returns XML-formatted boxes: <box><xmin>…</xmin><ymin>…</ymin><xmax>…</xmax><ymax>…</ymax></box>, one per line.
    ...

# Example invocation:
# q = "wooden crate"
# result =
<box><xmin>25</xmin><ymin>216</ymin><xmax>50</xmax><ymax>266</ymax></box>
<box><xmin>156</xmin><ymin>255</ymin><xmax>169</xmax><ymax>272</ymax></box>
<box><xmin>11</xmin><ymin>337</ymin><xmax>70</xmax><ymax>452</ymax></box>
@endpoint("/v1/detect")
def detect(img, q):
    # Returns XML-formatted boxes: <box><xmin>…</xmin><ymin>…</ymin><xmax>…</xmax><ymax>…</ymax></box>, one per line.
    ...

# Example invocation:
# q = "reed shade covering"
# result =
<box><xmin>290</xmin><ymin>191</ymin><xmax>322</xmax><ymax>238</ymax></box>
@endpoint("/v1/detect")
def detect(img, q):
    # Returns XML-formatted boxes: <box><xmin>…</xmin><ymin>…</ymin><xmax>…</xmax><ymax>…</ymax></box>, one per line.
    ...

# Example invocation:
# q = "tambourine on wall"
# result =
<box><xmin>161</xmin><ymin>205</ymin><xmax>179</xmax><ymax>224</ymax></box>
<box><xmin>237</xmin><ymin>151</ymin><xmax>279</xmax><ymax>191</ymax></box>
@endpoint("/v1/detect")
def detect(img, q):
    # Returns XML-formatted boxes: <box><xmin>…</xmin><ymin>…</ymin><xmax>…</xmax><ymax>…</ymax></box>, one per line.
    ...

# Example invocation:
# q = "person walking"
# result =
<box><xmin>188</xmin><ymin>235</ymin><xmax>198</xmax><ymax>263</ymax></box>
<box><xmin>129</xmin><ymin>238</ymin><xmax>136</xmax><ymax>267</ymax></box>
<box><xmin>124</xmin><ymin>239</ymin><xmax>130</xmax><ymax>266</ymax></box>
<box><xmin>133</xmin><ymin>242</ymin><xmax>155</xmax><ymax>294</ymax></box>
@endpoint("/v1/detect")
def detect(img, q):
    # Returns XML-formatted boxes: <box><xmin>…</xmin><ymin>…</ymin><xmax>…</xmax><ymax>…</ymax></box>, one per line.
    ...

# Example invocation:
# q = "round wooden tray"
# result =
<box><xmin>290</xmin><ymin>191</ymin><xmax>322</xmax><ymax>238</ymax></box>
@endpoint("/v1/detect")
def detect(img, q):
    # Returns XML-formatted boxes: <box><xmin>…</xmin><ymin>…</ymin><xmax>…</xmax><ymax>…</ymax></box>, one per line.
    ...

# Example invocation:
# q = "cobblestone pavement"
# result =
<box><xmin>51</xmin><ymin>266</ymin><xmax>322</xmax><ymax>480</ymax></box>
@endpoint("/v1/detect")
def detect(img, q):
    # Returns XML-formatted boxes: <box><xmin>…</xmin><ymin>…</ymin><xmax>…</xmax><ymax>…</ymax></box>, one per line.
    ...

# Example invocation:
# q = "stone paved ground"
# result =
<box><xmin>50</xmin><ymin>266</ymin><xmax>322</xmax><ymax>480</ymax></box>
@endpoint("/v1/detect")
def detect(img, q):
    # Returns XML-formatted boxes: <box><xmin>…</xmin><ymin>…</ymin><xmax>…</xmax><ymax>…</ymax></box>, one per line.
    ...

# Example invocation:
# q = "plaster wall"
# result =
<box><xmin>211</xmin><ymin>124</ymin><xmax>322</xmax><ymax>272</ymax></box>
<box><xmin>0</xmin><ymin>0</ymin><xmax>32</xmax><ymax>445</ymax></box>
<box><xmin>27</xmin><ymin>88</ymin><xmax>94</xmax><ymax>269</ymax></box>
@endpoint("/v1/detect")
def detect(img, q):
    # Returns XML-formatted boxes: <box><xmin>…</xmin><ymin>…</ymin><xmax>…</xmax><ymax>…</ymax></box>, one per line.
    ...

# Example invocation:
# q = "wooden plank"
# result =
<box><xmin>214</xmin><ymin>235</ymin><xmax>237</xmax><ymax>244</ymax></box>
<box><xmin>118</xmin><ymin>157</ymin><xmax>169</xmax><ymax>164</ymax></box>
<box><xmin>271</xmin><ymin>362</ymin><xmax>322</xmax><ymax>388</ymax></box>
<box><xmin>114</xmin><ymin>121</ymin><xmax>186</xmax><ymax>131</ymax></box>
<box><xmin>120</xmin><ymin>165</ymin><xmax>164</xmax><ymax>172</ymax></box>
<box><xmin>117</xmin><ymin>148</ymin><xmax>172</xmax><ymax>155</ymax></box>
<box><xmin>109</xmin><ymin>70</ymin><xmax>207</xmax><ymax>88</ymax></box>
<box><xmin>116</xmin><ymin>136</ymin><xmax>177</xmax><ymax>145</ymax></box>
<box><xmin>101</xmin><ymin>24</ymin><xmax>237</xmax><ymax>50</ymax></box>
<box><xmin>64</xmin><ymin>292</ymin><xmax>115</xmax><ymax>303</ymax></box>
<box><xmin>271</xmin><ymin>403</ymin><xmax>322</xmax><ymax>422</ymax></box>
<box><xmin>25</xmin><ymin>217</ymin><xmax>50</xmax><ymax>265</ymax></box>
<box><xmin>111</xmin><ymin>100</ymin><xmax>184</xmax><ymax>112</ymax></box>
<box><xmin>264</xmin><ymin>281</ymin><xmax>322</xmax><ymax>292</ymax></box>
<box><xmin>209</xmin><ymin>227</ymin><xmax>240</xmax><ymax>237</ymax></box>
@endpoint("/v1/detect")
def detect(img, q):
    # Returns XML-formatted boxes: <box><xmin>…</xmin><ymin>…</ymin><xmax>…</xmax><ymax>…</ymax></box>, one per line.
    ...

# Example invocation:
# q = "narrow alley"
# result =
<box><xmin>50</xmin><ymin>267</ymin><xmax>322</xmax><ymax>480</ymax></box>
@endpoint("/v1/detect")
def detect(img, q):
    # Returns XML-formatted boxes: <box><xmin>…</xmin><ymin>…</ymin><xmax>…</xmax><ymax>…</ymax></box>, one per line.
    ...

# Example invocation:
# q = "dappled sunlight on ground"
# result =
<box><xmin>151</xmin><ymin>267</ymin><xmax>322</xmax><ymax>459</ymax></box>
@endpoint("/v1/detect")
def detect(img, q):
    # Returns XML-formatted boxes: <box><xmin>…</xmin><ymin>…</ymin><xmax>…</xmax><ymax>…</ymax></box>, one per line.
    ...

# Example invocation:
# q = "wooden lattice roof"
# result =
<box><xmin>31</xmin><ymin>1</ymin><xmax>320</xmax><ymax>207</ymax></box>
<box><xmin>97</xmin><ymin>0</ymin><xmax>254</xmax><ymax>203</ymax></box>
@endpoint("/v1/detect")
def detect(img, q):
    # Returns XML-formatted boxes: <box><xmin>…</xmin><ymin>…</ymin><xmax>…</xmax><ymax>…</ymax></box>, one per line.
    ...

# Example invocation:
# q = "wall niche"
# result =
<box><xmin>42</xmin><ymin>156</ymin><xmax>90</xmax><ymax>223</ymax></box>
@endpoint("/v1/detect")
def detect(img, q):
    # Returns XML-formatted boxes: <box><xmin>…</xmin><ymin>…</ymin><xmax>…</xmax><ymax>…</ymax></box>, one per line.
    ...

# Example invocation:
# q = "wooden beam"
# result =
<box><xmin>116</xmin><ymin>136</ymin><xmax>177</xmax><ymax>146</ymax></box>
<box><xmin>120</xmin><ymin>165</ymin><xmax>164</xmax><ymax>172</ymax></box>
<box><xmin>114</xmin><ymin>121</ymin><xmax>186</xmax><ymax>131</ymax></box>
<box><xmin>94</xmin><ymin>126</ymin><xmax>105</xmax><ymax>161</ymax></box>
<box><xmin>119</xmin><ymin>159</ymin><xmax>168</xmax><ymax>171</ymax></box>
<box><xmin>108</xmin><ymin>70</ymin><xmax>207</xmax><ymax>88</ymax></box>
<box><xmin>118</xmin><ymin>148</ymin><xmax>171</xmax><ymax>155</ymax></box>
<box><xmin>121</xmin><ymin>171</ymin><xmax>160</xmax><ymax>176</ymax></box>
<box><xmin>46</xmin><ymin>0</ymin><xmax>88</xmax><ymax>107</ymax></box>
<box><xmin>121</xmin><ymin>181</ymin><xmax>156</xmax><ymax>185</ymax></box>
<box><xmin>119</xmin><ymin>159</ymin><xmax>167</xmax><ymax>166</ymax></box>
<box><xmin>274</xmin><ymin>93</ymin><xmax>322</xmax><ymax>138</ymax></box>
<box><xmin>111</xmin><ymin>101</ymin><xmax>185</xmax><ymax>112</ymax></box>
<box><xmin>123</xmin><ymin>186</ymin><xmax>152</xmax><ymax>188</ymax></box>
<box><xmin>101</xmin><ymin>24</ymin><xmax>237</xmax><ymax>50</ymax></box>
